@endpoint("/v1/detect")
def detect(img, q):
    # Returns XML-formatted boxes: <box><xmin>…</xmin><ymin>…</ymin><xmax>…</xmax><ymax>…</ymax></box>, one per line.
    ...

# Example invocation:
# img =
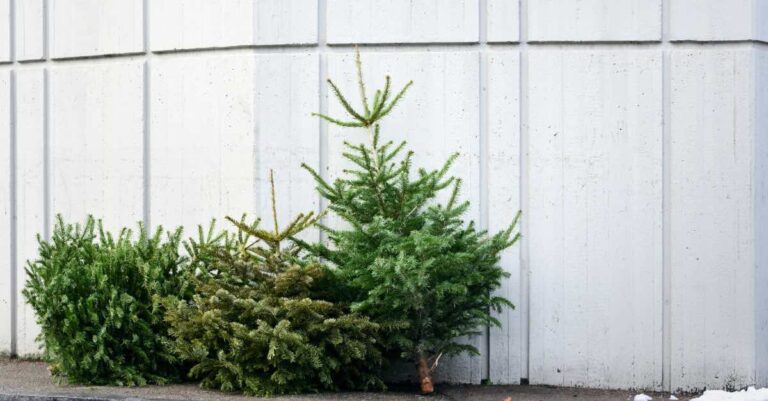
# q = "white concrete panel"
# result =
<box><xmin>528</xmin><ymin>50</ymin><xmax>663</xmax><ymax>389</ymax></box>
<box><xmin>0</xmin><ymin>71</ymin><xmax>11</xmax><ymax>354</ymax></box>
<box><xmin>254</xmin><ymin>54</ymin><xmax>319</xmax><ymax>241</ymax></box>
<box><xmin>15</xmin><ymin>0</ymin><xmax>44</xmax><ymax>61</ymax></box>
<box><xmin>327</xmin><ymin>51</ymin><xmax>481</xmax><ymax>383</ymax></box>
<box><xmin>757</xmin><ymin>0</ymin><xmax>768</xmax><ymax>42</ymax></box>
<box><xmin>756</xmin><ymin>45</ymin><xmax>768</xmax><ymax>387</ymax></box>
<box><xmin>51</xmin><ymin>0</ymin><xmax>143</xmax><ymax>59</ymax></box>
<box><xmin>327</xmin><ymin>0</ymin><xmax>479</xmax><ymax>44</ymax></box>
<box><xmin>151</xmin><ymin>0</ymin><xmax>316</xmax><ymax>51</ymax></box>
<box><xmin>487</xmin><ymin>51</ymin><xmax>522</xmax><ymax>384</ymax></box>
<box><xmin>253</xmin><ymin>0</ymin><xmax>316</xmax><ymax>46</ymax></box>
<box><xmin>151</xmin><ymin>55</ymin><xmax>255</xmax><ymax>233</ymax></box>
<box><xmin>669</xmin><ymin>0</ymin><xmax>754</xmax><ymax>41</ymax></box>
<box><xmin>14</xmin><ymin>69</ymin><xmax>44</xmax><ymax>357</ymax></box>
<box><xmin>528</xmin><ymin>0</ymin><xmax>661</xmax><ymax>42</ymax></box>
<box><xmin>50</xmin><ymin>62</ymin><xmax>144</xmax><ymax>231</ymax></box>
<box><xmin>151</xmin><ymin>0</ymin><xmax>252</xmax><ymax>51</ymax></box>
<box><xmin>669</xmin><ymin>49</ymin><xmax>756</xmax><ymax>391</ymax></box>
<box><xmin>0</xmin><ymin>0</ymin><xmax>10</xmax><ymax>62</ymax></box>
<box><xmin>150</xmin><ymin>0</ymin><xmax>254</xmax><ymax>50</ymax></box>
<box><xmin>487</xmin><ymin>0</ymin><xmax>519</xmax><ymax>43</ymax></box>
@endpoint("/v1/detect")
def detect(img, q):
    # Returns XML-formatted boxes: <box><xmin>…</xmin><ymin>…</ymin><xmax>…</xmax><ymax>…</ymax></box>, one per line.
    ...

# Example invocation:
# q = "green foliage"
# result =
<box><xmin>23</xmin><ymin>215</ymin><xmax>188</xmax><ymax>386</ymax></box>
<box><xmin>161</xmin><ymin>172</ymin><xmax>384</xmax><ymax>396</ymax></box>
<box><xmin>22</xmin><ymin>51</ymin><xmax>519</xmax><ymax>395</ymax></box>
<box><xmin>301</xmin><ymin>51</ymin><xmax>521</xmax><ymax>377</ymax></box>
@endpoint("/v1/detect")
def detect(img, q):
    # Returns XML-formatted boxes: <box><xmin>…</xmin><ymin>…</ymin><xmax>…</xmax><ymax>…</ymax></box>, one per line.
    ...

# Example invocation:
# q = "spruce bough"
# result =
<box><xmin>161</xmin><ymin>171</ymin><xmax>384</xmax><ymax>396</ymax></box>
<box><xmin>301</xmin><ymin>51</ymin><xmax>522</xmax><ymax>394</ymax></box>
<box><xmin>23</xmin><ymin>216</ymin><xmax>188</xmax><ymax>385</ymax></box>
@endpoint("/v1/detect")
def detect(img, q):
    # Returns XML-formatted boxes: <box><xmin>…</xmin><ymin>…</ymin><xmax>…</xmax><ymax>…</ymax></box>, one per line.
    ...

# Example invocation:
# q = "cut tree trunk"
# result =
<box><xmin>417</xmin><ymin>355</ymin><xmax>434</xmax><ymax>394</ymax></box>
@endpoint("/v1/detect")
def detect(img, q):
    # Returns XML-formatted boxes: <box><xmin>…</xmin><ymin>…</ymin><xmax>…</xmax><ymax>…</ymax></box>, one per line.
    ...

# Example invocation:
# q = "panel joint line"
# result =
<box><xmin>317</xmin><ymin>0</ymin><xmax>329</xmax><ymax>245</ymax></box>
<box><xmin>8</xmin><ymin>0</ymin><xmax>18</xmax><ymax>358</ymax></box>
<box><xmin>479</xmin><ymin>0</ymin><xmax>491</xmax><ymax>383</ymax></box>
<box><xmin>519</xmin><ymin>0</ymin><xmax>531</xmax><ymax>383</ymax></box>
<box><xmin>661</xmin><ymin>0</ymin><xmax>673</xmax><ymax>392</ymax></box>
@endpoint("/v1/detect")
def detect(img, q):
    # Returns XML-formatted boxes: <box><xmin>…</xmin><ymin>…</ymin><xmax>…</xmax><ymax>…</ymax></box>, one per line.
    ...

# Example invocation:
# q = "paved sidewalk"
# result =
<box><xmin>0</xmin><ymin>358</ymin><xmax>693</xmax><ymax>401</ymax></box>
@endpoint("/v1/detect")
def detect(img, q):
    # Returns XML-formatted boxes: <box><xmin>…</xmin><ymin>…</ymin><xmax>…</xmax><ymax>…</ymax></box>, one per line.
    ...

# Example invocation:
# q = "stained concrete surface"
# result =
<box><xmin>0</xmin><ymin>358</ymin><xmax>695</xmax><ymax>401</ymax></box>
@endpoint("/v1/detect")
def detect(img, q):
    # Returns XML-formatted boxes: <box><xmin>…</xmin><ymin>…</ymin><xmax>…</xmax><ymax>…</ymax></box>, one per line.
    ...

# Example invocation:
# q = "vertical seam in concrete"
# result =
<box><xmin>751</xmin><ymin>0</ymin><xmax>756</xmax><ymax>43</ymax></box>
<box><xmin>6</xmin><ymin>0</ymin><xmax>11</xmax><ymax>60</ymax></box>
<box><xmin>479</xmin><ymin>0</ymin><xmax>490</xmax><ymax>382</ymax></box>
<box><xmin>43</xmin><ymin>0</ymin><xmax>51</xmax><ymax>242</ymax></box>
<box><xmin>751</xmin><ymin>42</ymin><xmax>758</xmax><ymax>386</ymax></box>
<box><xmin>9</xmin><ymin>72</ymin><xmax>17</xmax><ymax>358</ymax></box>
<box><xmin>750</xmin><ymin>42</ymin><xmax>766</xmax><ymax>386</ymax></box>
<box><xmin>142</xmin><ymin>0</ymin><xmax>151</xmax><ymax>229</ymax></box>
<box><xmin>8</xmin><ymin>0</ymin><xmax>17</xmax><ymax>358</ymax></box>
<box><xmin>142</xmin><ymin>62</ymin><xmax>150</xmax><ymax>229</ymax></box>
<box><xmin>317</xmin><ymin>0</ymin><xmax>328</xmax><ymax>244</ymax></box>
<box><xmin>252</xmin><ymin>4</ymin><xmax>260</xmax><ymax>218</ymax></box>
<box><xmin>42</xmin><ymin>0</ymin><xmax>49</xmax><ymax>59</ymax></box>
<box><xmin>661</xmin><ymin>0</ymin><xmax>673</xmax><ymax>392</ymax></box>
<box><xmin>519</xmin><ymin>0</ymin><xmax>530</xmax><ymax>383</ymax></box>
<box><xmin>43</xmin><ymin>70</ymin><xmax>49</xmax><ymax>241</ymax></box>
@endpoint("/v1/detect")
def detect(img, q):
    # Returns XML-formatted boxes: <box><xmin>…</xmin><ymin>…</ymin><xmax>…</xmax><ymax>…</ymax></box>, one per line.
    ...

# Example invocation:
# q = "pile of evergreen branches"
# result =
<box><xmin>24</xmin><ymin>216</ymin><xmax>188</xmax><ymax>385</ymax></box>
<box><xmin>160</xmin><ymin>172</ymin><xmax>383</xmax><ymax>396</ymax></box>
<box><xmin>23</xmin><ymin>50</ymin><xmax>520</xmax><ymax>396</ymax></box>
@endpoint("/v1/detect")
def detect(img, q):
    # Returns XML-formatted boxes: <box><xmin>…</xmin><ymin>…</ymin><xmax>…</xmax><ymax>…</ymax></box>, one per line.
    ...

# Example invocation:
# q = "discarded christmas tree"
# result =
<box><xmin>23</xmin><ymin>216</ymin><xmax>188</xmax><ymax>385</ymax></box>
<box><xmin>301</xmin><ymin>51</ymin><xmax>521</xmax><ymax>394</ymax></box>
<box><xmin>161</xmin><ymin>171</ymin><xmax>383</xmax><ymax>396</ymax></box>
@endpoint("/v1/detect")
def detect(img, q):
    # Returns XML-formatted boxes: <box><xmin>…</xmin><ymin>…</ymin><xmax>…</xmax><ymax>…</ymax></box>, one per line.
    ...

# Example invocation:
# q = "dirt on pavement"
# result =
<box><xmin>0</xmin><ymin>358</ymin><xmax>694</xmax><ymax>401</ymax></box>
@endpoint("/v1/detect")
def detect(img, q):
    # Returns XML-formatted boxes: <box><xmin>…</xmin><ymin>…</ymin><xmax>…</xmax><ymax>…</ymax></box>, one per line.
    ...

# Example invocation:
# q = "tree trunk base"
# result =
<box><xmin>417</xmin><ymin>356</ymin><xmax>434</xmax><ymax>394</ymax></box>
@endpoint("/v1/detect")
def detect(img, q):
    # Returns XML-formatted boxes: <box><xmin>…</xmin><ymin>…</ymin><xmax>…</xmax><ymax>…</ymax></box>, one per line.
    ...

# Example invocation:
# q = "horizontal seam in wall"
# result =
<box><xmin>1</xmin><ymin>39</ymin><xmax>765</xmax><ymax>69</ymax></box>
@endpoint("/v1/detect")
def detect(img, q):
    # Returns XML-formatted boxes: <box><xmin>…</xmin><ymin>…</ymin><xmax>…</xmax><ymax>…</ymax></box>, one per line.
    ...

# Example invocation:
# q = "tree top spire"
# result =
<box><xmin>313</xmin><ymin>47</ymin><xmax>413</xmax><ymax>128</ymax></box>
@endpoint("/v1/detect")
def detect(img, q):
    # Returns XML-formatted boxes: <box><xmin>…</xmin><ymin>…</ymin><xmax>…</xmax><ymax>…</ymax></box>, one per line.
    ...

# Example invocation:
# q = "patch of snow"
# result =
<box><xmin>691</xmin><ymin>387</ymin><xmax>768</xmax><ymax>401</ymax></box>
<box><xmin>670</xmin><ymin>396</ymin><xmax>679</xmax><ymax>400</ymax></box>
<box><xmin>635</xmin><ymin>394</ymin><xmax>653</xmax><ymax>401</ymax></box>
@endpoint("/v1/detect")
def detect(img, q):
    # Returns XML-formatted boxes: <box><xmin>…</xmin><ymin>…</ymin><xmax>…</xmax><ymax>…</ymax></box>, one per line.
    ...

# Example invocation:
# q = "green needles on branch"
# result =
<box><xmin>313</xmin><ymin>50</ymin><xmax>412</xmax><ymax>128</ymax></box>
<box><xmin>161</xmin><ymin>170</ymin><xmax>382</xmax><ymax>396</ymax></box>
<box><xmin>302</xmin><ymin>49</ymin><xmax>522</xmax><ymax>395</ymax></box>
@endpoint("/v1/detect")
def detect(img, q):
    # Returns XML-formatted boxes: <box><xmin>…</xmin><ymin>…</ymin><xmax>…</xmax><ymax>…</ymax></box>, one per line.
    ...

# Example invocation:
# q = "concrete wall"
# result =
<box><xmin>0</xmin><ymin>0</ymin><xmax>766</xmax><ymax>392</ymax></box>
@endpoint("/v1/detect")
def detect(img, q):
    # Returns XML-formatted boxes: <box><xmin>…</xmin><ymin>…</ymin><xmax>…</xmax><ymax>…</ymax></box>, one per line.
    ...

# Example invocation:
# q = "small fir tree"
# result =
<box><xmin>161</xmin><ymin>171</ymin><xmax>383</xmax><ymax>396</ymax></box>
<box><xmin>301</xmin><ymin>51</ymin><xmax>521</xmax><ymax>394</ymax></box>
<box><xmin>23</xmin><ymin>216</ymin><xmax>188</xmax><ymax>385</ymax></box>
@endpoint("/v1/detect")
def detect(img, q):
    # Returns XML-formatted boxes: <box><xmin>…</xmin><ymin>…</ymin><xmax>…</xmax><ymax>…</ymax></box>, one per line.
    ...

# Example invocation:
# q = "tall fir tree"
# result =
<box><xmin>301</xmin><ymin>50</ymin><xmax>522</xmax><ymax>394</ymax></box>
<box><xmin>161</xmin><ymin>171</ymin><xmax>383</xmax><ymax>396</ymax></box>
